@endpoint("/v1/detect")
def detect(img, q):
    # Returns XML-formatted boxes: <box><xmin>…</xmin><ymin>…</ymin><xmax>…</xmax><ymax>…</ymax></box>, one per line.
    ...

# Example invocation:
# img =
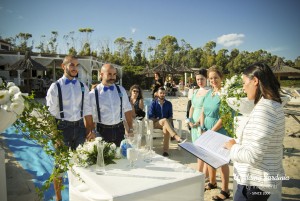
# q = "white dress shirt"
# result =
<box><xmin>230</xmin><ymin>97</ymin><xmax>285</xmax><ymax>189</ymax></box>
<box><xmin>46</xmin><ymin>75</ymin><xmax>92</xmax><ymax>121</ymax></box>
<box><xmin>89</xmin><ymin>83</ymin><xmax>132</xmax><ymax>125</ymax></box>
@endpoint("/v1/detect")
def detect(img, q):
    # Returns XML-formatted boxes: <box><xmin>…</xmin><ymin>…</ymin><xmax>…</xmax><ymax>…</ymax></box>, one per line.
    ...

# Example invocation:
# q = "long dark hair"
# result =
<box><xmin>196</xmin><ymin>68</ymin><xmax>207</xmax><ymax>78</ymax></box>
<box><xmin>243</xmin><ymin>62</ymin><xmax>281</xmax><ymax>104</ymax></box>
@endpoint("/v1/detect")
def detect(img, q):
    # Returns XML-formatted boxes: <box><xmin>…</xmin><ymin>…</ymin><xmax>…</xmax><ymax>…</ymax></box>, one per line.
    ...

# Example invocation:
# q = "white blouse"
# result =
<box><xmin>230</xmin><ymin>97</ymin><xmax>285</xmax><ymax>188</ymax></box>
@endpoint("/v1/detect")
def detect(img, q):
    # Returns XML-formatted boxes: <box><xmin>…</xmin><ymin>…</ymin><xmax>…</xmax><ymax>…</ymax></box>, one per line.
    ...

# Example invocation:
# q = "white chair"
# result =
<box><xmin>143</xmin><ymin>119</ymin><xmax>183</xmax><ymax>139</ymax></box>
<box><xmin>143</xmin><ymin>105</ymin><xmax>183</xmax><ymax>138</ymax></box>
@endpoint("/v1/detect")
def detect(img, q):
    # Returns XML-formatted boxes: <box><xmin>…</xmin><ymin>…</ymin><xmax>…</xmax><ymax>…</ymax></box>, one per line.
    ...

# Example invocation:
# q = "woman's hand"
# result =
<box><xmin>224</xmin><ymin>139</ymin><xmax>236</xmax><ymax>150</ymax></box>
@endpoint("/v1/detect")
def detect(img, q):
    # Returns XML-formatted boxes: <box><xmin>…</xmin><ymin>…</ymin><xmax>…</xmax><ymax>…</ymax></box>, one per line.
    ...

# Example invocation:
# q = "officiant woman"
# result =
<box><xmin>224</xmin><ymin>62</ymin><xmax>285</xmax><ymax>201</ymax></box>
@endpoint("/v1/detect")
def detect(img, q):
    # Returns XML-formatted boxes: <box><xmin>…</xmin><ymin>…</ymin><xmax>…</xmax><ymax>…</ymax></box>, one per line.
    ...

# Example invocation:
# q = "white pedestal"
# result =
<box><xmin>0</xmin><ymin>146</ymin><xmax>7</xmax><ymax>201</ymax></box>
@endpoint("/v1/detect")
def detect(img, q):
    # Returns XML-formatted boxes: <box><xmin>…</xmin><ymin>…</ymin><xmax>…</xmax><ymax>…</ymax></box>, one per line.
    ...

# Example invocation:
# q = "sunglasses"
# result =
<box><xmin>133</xmin><ymin>90</ymin><xmax>139</xmax><ymax>93</ymax></box>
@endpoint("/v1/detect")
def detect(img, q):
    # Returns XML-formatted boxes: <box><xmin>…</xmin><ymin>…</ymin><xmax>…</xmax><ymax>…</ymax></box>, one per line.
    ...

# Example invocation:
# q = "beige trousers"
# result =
<box><xmin>153</xmin><ymin>118</ymin><xmax>177</xmax><ymax>151</ymax></box>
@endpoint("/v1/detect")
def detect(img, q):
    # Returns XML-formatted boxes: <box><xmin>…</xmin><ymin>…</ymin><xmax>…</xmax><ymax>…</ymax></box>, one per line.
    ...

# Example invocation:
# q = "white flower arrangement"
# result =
<box><xmin>219</xmin><ymin>74</ymin><xmax>247</xmax><ymax>138</ymax></box>
<box><xmin>0</xmin><ymin>78</ymin><xmax>27</xmax><ymax>115</ymax></box>
<box><xmin>71</xmin><ymin>137</ymin><xmax>117</xmax><ymax>167</ymax></box>
<box><xmin>220</xmin><ymin>75</ymin><xmax>246</xmax><ymax>100</ymax></box>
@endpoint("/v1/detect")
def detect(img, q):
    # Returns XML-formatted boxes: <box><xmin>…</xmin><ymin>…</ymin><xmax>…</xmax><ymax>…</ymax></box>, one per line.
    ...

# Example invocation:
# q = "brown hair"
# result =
<box><xmin>207</xmin><ymin>65</ymin><xmax>223</xmax><ymax>79</ymax></box>
<box><xmin>62</xmin><ymin>55</ymin><xmax>77</xmax><ymax>65</ymax></box>
<box><xmin>129</xmin><ymin>84</ymin><xmax>143</xmax><ymax>99</ymax></box>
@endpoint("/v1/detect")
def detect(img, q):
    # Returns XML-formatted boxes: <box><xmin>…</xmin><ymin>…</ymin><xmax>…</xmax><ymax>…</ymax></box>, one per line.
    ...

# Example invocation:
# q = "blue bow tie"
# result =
<box><xmin>65</xmin><ymin>79</ymin><xmax>77</xmax><ymax>85</ymax></box>
<box><xmin>103</xmin><ymin>85</ymin><xmax>114</xmax><ymax>92</ymax></box>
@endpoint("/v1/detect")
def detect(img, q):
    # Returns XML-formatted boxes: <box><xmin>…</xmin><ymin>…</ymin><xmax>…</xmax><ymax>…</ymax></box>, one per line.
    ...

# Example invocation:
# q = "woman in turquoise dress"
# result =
<box><xmin>201</xmin><ymin>66</ymin><xmax>230</xmax><ymax>200</ymax></box>
<box><xmin>187</xmin><ymin>69</ymin><xmax>209</xmax><ymax>175</ymax></box>
<box><xmin>188</xmin><ymin>69</ymin><xmax>209</xmax><ymax>142</ymax></box>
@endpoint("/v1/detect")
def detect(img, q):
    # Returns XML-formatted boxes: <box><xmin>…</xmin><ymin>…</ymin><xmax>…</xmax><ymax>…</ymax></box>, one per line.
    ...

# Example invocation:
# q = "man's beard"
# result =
<box><xmin>66</xmin><ymin>68</ymin><xmax>77</xmax><ymax>78</ymax></box>
<box><xmin>158</xmin><ymin>96</ymin><xmax>165</xmax><ymax>101</ymax></box>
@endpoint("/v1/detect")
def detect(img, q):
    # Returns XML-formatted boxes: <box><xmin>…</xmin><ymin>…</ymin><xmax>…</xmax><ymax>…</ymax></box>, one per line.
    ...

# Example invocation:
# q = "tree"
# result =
<box><xmin>215</xmin><ymin>49</ymin><xmax>229</xmax><ymax>73</ymax></box>
<box><xmin>156</xmin><ymin>35</ymin><xmax>179</xmax><ymax>65</ymax></box>
<box><xmin>189</xmin><ymin>48</ymin><xmax>203</xmax><ymax>68</ymax></box>
<box><xmin>225</xmin><ymin>48</ymin><xmax>240</xmax><ymax>74</ymax></box>
<box><xmin>295</xmin><ymin>56</ymin><xmax>300</xmax><ymax>68</ymax></box>
<box><xmin>48</xmin><ymin>31</ymin><xmax>58</xmax><ymax>54</ymax></box>
<box><xmin>35</xmin><ymin>35</ymin><xmax>46</xmax><ymax>53</ymax></box>
<box><xmin>200</xmin><ymin>41</ymin><xmax>216</xmax><ymax>68</ymax></box>
<box><xmin>133</xmin><ymin>41</ymin><xmax>143</xmax><ymax>65</ymax></box>
<box><xmin>114</xmin><ymin>37</ymin><xmax>133</xmax><ymax>65</ymax></box>
<box><xmin>63</xmin><ymin>31</ymin><xmax>76</xmax><ymax>54</ymax></box>
<box><xmin>147</xmin><ymin>35</ymin><xmax>158</xmax><ymax>61</ymax></box>
<box><xmin>15</xmin><ymin>32</ymin><xmax>33</xmax><ymax>52</ymax></box>
<box><xmin>79</xmin><ymin>28</ymin><xmax>94</xmax><ymax>56</ymax></box>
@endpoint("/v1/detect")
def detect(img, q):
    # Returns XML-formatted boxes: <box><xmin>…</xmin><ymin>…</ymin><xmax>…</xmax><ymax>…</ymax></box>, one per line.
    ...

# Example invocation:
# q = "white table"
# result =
<box><xmin>68</xmin><ymin>154</ymin><xmax>204</xmax><ymax>201</ymax></box>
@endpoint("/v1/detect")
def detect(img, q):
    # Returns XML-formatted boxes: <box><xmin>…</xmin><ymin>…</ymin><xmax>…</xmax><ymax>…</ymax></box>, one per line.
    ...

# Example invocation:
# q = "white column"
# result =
<box><xmin>17</xmin><ymin>70</ymin><xmax>24</xmax><ymax>85</ymax></box>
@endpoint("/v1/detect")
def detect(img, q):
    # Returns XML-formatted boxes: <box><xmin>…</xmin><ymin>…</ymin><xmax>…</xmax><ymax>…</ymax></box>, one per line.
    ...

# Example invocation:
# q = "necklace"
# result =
<box><xmin>212</xmin><ymin>89</ymin><xmax>220</xmax><ymax>97</ymax></box>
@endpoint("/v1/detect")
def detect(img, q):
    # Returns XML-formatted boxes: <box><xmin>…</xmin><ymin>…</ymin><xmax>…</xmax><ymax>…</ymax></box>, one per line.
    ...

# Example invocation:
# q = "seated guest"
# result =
<box><xmin>129</xmin><ymin>84</ymin><xmax>145</xmax><ymax>120</ymax></box>
<box><xmin>148</xmin><ymin>87</ymin><xmax>186</xmax><ymax>157</ymax></box>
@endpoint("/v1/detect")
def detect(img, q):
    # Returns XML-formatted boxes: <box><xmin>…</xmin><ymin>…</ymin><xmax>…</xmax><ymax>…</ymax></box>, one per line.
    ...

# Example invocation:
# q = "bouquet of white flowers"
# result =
<box><xmin>0</xmin><ymin>78</ymin><xmax>27</xmax><ymax>132</ymax></box>
<box><xmin>221</xmin><ymin>75</ymin><xmax>245</xmax><ymax>99</ymax></box>
<box><xmin>0</xmin><ymin>79</ymin><xmax>26</xmax><ymax>115</ymax></box>
<box><xmin>220</xmin><ymin>75</ymin><xmax>246</xmax><ymax>138</ymax></box>
<box><xmin>71</xmin><ymin>137</ymin><xmax>117</xmax><ymax>167</ymax></box>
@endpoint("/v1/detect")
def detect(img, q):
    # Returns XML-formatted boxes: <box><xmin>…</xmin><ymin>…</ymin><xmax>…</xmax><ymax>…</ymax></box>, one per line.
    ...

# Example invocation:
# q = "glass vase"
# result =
<box><xmin>96</xmin><ymin>141</ymin><xmax>106</xmax><ymax>175</ymax></box>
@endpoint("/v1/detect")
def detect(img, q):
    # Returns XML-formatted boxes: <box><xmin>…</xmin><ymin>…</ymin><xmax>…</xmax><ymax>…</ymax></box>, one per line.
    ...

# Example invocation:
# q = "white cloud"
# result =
<box><xmin>217</xmin><ymin>33</ymin><xmax>245</xmax><ymax>47</ymax></box>
<box><xmin>131</xmin><ymin>28</ymin><xmax>136</xmax><ymax>34</ymax></box>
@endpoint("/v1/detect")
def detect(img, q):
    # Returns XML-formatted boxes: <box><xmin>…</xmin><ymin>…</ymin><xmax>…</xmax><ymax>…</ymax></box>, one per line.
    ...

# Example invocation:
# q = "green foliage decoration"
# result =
<box><xmin>219</xmin><ymin>74</ymin><xmax>246</xmax><ymax>138</ymax></box>
<box><xmin>13</xmin><ymin>94</ymin><xmax>72</xmax><ymax>199</ymax></box>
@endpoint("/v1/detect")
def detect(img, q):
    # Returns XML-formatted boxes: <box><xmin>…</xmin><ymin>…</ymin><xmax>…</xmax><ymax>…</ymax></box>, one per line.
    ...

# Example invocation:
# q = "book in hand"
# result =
<box><xmin>179</xmin><ymin>130</ymin><xmax>232</xmax><ymax>169</ymax></box>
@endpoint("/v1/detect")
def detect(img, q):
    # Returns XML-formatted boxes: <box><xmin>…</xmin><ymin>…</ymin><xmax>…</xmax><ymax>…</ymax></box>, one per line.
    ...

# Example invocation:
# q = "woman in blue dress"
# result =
<box><xmin>201</xmin><ymin>66</ymin><xmax>230</xmax><ymax>200</ymax></box>
<box><xmin>187</xmin><ymin>69</ymin><xmax>209</xmax><ymax>174</ymax></box>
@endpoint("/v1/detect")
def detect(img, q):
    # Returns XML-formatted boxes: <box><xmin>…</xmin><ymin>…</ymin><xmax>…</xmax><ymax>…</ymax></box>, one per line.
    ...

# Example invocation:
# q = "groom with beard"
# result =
<box><xmin>148</xmin><ymin>87</ymin><xmax>186</xmax><ymax>157</ymax></box>
<box><xmin>46</xmin><ymin>55</ymin><xmax>95</xmax><ymax>201</ymax></box>
<box><xmin>89</xmin><ymin>64</ymin><xmax>134</xmax><ymax>146</ymax></box>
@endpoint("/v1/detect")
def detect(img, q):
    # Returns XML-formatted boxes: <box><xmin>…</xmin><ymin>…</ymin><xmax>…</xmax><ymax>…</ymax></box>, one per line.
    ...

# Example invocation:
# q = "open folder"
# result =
<box><xmin>179</xmin><ymin>130</ymin><xmax>232</xmax><ymax>169</ymax></box>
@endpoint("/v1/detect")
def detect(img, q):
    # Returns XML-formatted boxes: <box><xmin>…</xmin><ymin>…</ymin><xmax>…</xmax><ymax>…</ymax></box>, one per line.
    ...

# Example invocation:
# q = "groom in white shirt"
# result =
<box><xmin>89</xmin><ymin>64</ymin><xmax>134</xmax><ymax>146</ymax></box>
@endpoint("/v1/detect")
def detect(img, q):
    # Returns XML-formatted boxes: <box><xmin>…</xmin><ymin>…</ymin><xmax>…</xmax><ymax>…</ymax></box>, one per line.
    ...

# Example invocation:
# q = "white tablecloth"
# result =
<box><xmin>68</xmin><ymin>154</ymin><xmax>204</xmax><ymax>201</ymax></box>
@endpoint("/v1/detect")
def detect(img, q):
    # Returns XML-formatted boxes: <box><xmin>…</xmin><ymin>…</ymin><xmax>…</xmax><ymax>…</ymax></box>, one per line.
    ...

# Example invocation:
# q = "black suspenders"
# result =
<box><xmin>56</xmin><ymin>82</ymin><xmax>64</xmax><ymax>119</ymax></box>
<box><xmin>56</xmin><ymin>81</ymin><xmax>85</xmax><ymax>120</ymax></box>
<box><xmin>95</xmin><ymin>87</ymin><xmax>101</xmax><ymax>122</ymax></box>
<box><xmin>94</xmin><ymin>84</ymin><xmax>123</xmax><ymax>123</ymax></box>
<box><xmin>116</xmin><ymin>85</ymin><xmax>123</xmax><ymax>120</ymax></box>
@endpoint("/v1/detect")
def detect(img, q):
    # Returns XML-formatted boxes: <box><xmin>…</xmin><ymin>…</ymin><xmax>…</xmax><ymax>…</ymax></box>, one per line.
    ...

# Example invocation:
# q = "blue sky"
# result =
<box><xmin>0</xmin><ymin>0</ymin><xmax>299</xmax><ymax>61</ymax></box>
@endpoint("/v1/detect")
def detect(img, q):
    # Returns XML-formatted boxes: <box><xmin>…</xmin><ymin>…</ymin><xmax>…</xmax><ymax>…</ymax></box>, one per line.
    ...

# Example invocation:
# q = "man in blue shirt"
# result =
<box><xmin>148</xmin><ymin>87</ymin><xmax>186</xmax><ymax>157</ymax></box>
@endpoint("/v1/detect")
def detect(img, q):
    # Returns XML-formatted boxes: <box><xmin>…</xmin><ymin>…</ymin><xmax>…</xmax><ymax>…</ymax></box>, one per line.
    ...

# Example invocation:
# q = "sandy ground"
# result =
<box><xmin>2</xmin><ymin>90</ymin><xmax>300</xmax><ymax>201</ymax></box>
